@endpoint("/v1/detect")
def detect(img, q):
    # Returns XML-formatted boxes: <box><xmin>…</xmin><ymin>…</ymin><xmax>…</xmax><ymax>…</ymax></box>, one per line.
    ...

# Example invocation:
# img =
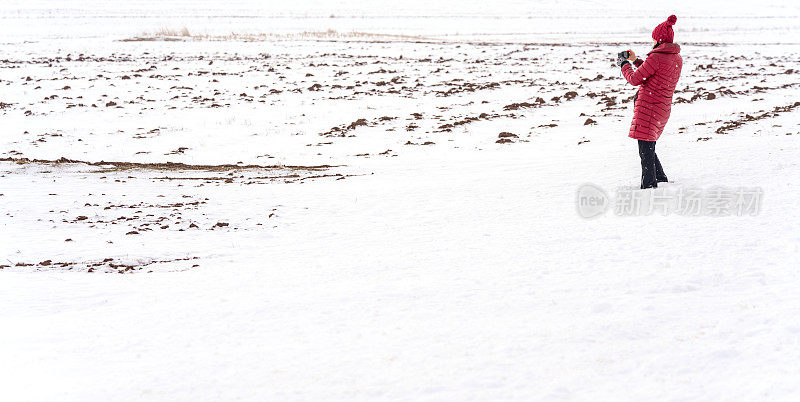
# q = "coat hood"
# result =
<box><xmin>649</xmin><ymin>43</ymin><xmax>681</xmax><ymax>55</ymax></box>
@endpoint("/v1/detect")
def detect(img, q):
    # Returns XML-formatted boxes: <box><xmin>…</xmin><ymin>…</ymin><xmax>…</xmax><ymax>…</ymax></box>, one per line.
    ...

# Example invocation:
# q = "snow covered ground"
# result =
<box><xmin>2</xmin><ymin>1</ymin><xmax>800</xmax><ymax>400</ymax></box>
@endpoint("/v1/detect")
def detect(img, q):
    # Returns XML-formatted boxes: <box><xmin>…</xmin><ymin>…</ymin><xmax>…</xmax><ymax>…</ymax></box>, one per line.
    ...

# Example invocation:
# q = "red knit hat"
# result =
<box><xmin>652</xmin><ymin>15</ymin><xmax>677</xmax><ymax>43</ymax></box>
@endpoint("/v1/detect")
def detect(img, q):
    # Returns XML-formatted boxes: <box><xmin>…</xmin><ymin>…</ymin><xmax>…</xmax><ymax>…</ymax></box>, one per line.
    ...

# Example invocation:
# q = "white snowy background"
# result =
<box><xmin>1</xmin><ymin>0</ymin><xmax>800</xmax><ymax>400</ymax></box>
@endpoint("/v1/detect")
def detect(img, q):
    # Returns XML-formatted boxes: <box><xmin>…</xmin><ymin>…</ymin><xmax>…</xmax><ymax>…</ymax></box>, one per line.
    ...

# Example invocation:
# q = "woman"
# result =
<box><xmin>618</xmin><ymin>15</ymin><xmax>682</xmax><ymax>189</ymax></box>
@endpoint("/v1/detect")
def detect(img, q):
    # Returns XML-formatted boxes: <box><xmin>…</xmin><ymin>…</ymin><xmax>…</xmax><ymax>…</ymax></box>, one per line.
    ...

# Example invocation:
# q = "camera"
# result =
<box><xmin>618</xmin><ymin>51</ymin><xmax>630</xmax><ymax>59</ymax></box>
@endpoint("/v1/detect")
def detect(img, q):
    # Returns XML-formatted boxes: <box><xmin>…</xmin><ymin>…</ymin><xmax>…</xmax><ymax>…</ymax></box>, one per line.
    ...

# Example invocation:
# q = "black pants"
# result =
<box><xmin>637</xmin><ymin>140</ymin><xmax>668</xmax><ymax>189</ymax></box>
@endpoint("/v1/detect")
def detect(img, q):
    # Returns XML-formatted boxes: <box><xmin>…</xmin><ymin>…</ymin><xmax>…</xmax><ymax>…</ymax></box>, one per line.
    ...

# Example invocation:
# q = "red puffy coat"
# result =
<box><xmin>622</xmin><ymin>43</ymin><xmax>682</xmax><ymax>141</ymax></box>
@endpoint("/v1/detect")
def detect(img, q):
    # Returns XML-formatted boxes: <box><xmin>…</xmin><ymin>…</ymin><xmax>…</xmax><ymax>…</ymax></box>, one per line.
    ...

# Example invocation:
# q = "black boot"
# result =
<box><xmin>637</xmin><ymin>140</ymin><xmax>660</xmax><ymax>189</ymax></box>
<box><xmin>654</xmin><ymin>151</ymin><xmax>669</xmax><ymax>183</ymax></box>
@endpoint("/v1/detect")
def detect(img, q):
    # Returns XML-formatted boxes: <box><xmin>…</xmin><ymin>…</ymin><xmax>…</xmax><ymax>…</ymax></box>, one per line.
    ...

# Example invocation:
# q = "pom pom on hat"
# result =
<box><xmin>667</xmin><ymin>15</ymin><xmax>677</xmax><ymax>25</ymax></box>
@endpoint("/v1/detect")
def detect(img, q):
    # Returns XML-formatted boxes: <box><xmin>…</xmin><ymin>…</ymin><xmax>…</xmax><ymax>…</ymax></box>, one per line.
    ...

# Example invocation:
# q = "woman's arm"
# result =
<box><xmin>621</xmin><ymin>57</ymin><xmax>657</xmax><ymax>86</ymax></box>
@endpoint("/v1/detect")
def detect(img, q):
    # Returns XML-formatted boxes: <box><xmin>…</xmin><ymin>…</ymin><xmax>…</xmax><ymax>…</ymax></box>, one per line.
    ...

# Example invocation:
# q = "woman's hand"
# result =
<box><xmin>626</xmin><ymin>49</ymin><xmax>636</xmax><ymax>61</ymax></box>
